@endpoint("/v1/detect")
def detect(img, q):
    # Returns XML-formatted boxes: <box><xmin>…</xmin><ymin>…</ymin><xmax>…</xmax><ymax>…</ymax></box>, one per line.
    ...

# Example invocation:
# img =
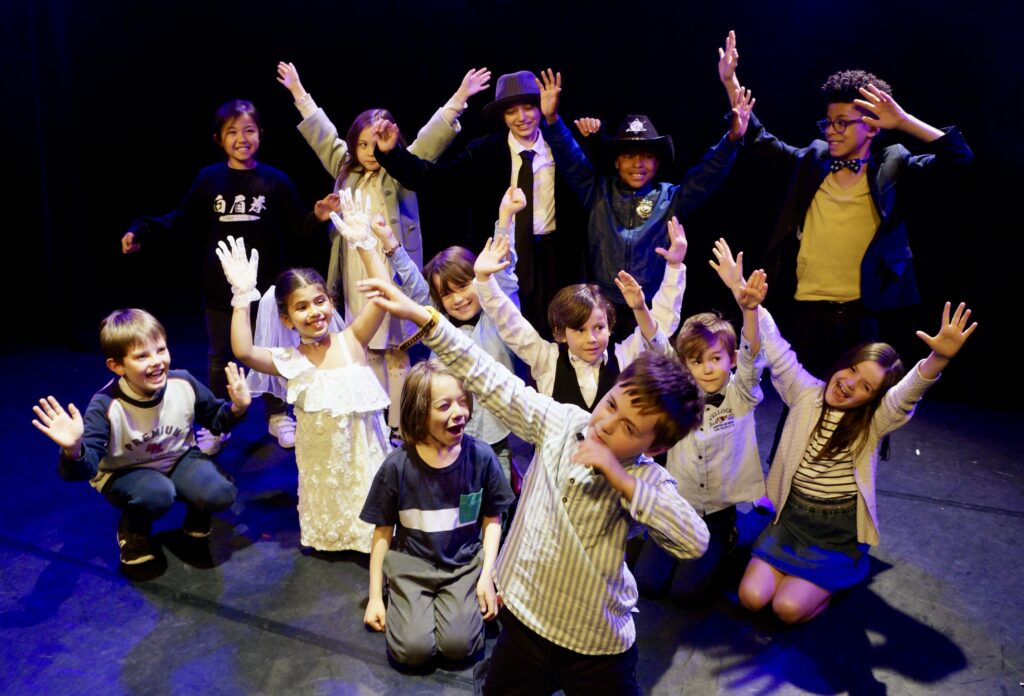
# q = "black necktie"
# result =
<box><xmin>830</xmin><ymin>158</ymin><xmax>866</xmax><ymax>174</ymax></box>
<box><xmin>515</xmin><ymin>150</ymin><xmax>535</xmax><ymax>295</ymax></box>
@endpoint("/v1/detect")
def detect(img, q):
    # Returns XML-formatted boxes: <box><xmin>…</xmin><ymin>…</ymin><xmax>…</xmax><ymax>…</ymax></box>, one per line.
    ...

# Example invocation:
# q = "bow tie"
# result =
<box><xmin>830</xmin><ymin>158</ymin><xmax>867</xmax><ymax>174</ymax></box>
<box><xmin>704</xmin><ymin>392</ymin><xmax>725</xmax><ymax>408</ymax></box>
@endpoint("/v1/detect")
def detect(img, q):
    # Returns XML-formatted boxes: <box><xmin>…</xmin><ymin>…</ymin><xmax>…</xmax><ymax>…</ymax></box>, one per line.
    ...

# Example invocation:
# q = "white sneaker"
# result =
<box><xmin>196</xmin><ymin>427</ymin><xmax>229</xmax><ymax>456</ymax></box>
<box><xmin>268</xmin><ymin>413</ymin><xmax>296</xmax><ymax>449</ymax></box>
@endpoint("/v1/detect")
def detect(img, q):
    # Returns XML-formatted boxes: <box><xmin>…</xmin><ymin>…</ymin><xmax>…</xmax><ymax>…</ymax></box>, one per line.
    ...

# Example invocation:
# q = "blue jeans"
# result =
<box><xmin>101</xmin><ymin>449</ymin><xmax>236</xmax><ymax>532</ymax></box>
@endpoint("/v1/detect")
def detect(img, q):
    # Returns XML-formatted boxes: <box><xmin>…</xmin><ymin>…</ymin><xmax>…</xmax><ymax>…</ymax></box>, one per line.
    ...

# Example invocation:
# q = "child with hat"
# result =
<box><xmin>535</xmin><ymin>69</ymin><xmax>755</xmax><ymax>342</ymax></box>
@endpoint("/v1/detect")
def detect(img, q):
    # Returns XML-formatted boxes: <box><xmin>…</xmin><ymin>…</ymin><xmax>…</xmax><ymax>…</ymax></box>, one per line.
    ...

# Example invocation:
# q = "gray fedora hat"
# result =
<box><xmin>482</xmin><ymin>71</ymin><xmax>541</xmax><ymax>118</ymax></box>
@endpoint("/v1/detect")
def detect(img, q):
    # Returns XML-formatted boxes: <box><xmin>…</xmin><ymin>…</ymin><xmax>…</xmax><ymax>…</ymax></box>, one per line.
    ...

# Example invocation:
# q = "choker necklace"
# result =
<box><xmin>300</xmin><ymin>332</ymin><xmax>330</xmax><ymax>345</ymax></box>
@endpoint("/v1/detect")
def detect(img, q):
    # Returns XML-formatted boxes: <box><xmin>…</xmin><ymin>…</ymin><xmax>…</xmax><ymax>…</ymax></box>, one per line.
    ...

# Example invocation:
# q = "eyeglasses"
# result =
<box><xmin>816</xmin><ymin>117</ymin><xmax>865</xmax><ymax>134</ymax></box>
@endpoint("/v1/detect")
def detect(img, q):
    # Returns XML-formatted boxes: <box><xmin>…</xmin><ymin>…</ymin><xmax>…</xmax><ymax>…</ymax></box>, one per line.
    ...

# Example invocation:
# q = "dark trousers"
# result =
<box><xmin>520</xmin><ymin>233</ymin><xmax>564</xmax><ymax>341</ymax></box>
<box><xmin>480</xmin><ymin>607</ymin><xmax>641</xmax><ymax>696</ymax></box>
<box><xmin>102</xmin><ymin>449</ymin><xmax>236</xmax><ymax>532</ymax></box>
<box><xmin>205</xmin><ymin>308</ymin><xmax>286</xmax><ymax>420</ymax></box>
<box><xmin>633</xmin><ymin>506</ymin><xmax>737</xmax><ymax>605</ymax></box>
<box><xmin>781</xmin><ymin>300</ymin><xmax>879</xmax><ymax>380</ymax></box>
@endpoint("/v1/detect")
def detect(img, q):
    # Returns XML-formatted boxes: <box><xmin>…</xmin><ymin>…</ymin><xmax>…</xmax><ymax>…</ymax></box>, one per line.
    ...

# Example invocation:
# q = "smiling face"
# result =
<box><xmin>108</xmin><ymin>337</ymin><xmax>171</xmax><ymax>398</ymax></box>
<box><xmin>563</xmin><ymin>307</ymin><xmax>611</xmax><ymax>365</ymax></box>
<box><xmin>433</xmin><ymin>274</ymin><xmax>481</xmax><ymax>322</ymax></box>
<box><xmin>823</xmin><ymin>102</ymin><xmax>877</xmax><ymax>161</ymax></box>
<box><xmin>585</xmin><ymin>383</ymin><xmax>665</xmax><ymax>459</ymax></box>
<box><xmin>281</xmin><ymin>284</ymin><xmax>334</xmax><ymax>340</ymax></box>
<box><xmin>824</xmin><ymin>360</ymin><xmax>887</xmax><ymax>409</ymax></box>
<box><xmin>218</xmin><ymin>112</ymin><xmax>260</xmax><ymax>169</ymax></box>
<box><xmin>615</xmin><ymin>151</ymin><xmax>659</xmax><ymax>189</ymax></box>
<box><xmin>503</xmin><ymin>102</ymin><xmax>540</xmax><ymax>145</ymax></box>
<box><xmin>682</xmin><ymin>337</ymin><xmax>735</xmax><ymax>395</ymax></box>
<box><xmin>424</xmin><ymin>374</ymin><xmax>471</xmax><ymax>450</ymax></box>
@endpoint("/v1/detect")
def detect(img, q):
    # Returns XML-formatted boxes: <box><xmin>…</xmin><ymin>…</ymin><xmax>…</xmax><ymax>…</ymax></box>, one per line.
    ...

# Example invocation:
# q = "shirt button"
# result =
<box><xmin>569</xmin><ymin>478</ymin><xmax>575</xmax><ymax>484</ymax></box>
<box><xmin>698</xmin><ymin>455</ymin><xmax>703</xmax><ymax>459</ymax></box>
<box><xmin>562</xmin><ymin>497</ymin><xmax>568</xmax><ymax>503</ymax></box>
<box><xmin>700</xmin><ymin>483</ymin><xmax>705</xmax><ymax>488</ymax></box>
<box><xmin>384</xmin><ymin>189</ymin><xmax>393</xmax><ymax>196</ymax></box>
<box><xmin>390</xmin><ymin>218</ymin><xmax>398</xmax><ymax>225</ymax></box>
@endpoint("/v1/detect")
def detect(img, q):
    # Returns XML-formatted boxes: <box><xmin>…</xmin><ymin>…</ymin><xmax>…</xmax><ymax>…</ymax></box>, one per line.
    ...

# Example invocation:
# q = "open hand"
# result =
<box><xmin>475</xmin><ymin>235</ymin><xmax>512</xmax><ymax>280</ymax></box>
<box><xmin>455</xmin><ymin>67</ymin><xmax>491</xmax><ymax>103</ymax></box>
<box><xmin>536</xmin><ymin>68</ymin><xmax>562</xmax><ymax>122</ymax></box>
<box><xmin>737</xmin><ymin>269</ymin><xmax>768</xmax><ymax>310</ymax></box>
<box><xmin>916</xmin><ymin>301</ymin><xmax>978</xmax><ymax>360</ymax></box>
<box><xmin>215</xmin><ymin>236</ymin><xmax>260</xmax><ymax>298</ymax></box>
<box><xmin>276</xmin><ymin>61</ymin><xmax>306</xmax><ymax>99</ymax></box>
<box><xmin>225</xmin><ymin>362</ymin><xmax>251</xmax><ymax>412</ymax></box>
<box><xmin>333</xmin><ymin>189</ymin><xmax>375</xmax><ymax>248</ymax></box>
<box><xmin>854</xmin><ymin>84</ymin><xmax>907</xmax><ymax>131</ymax></box>
<box><xmin>729</xmin><ymin>86</ymin><xmax>756</xmax><ymax>141</ymax></box>
<box><xmin>709</xmin><ymin>237</ymin><xmax>744</xmax><ymax>299</ymax></box>
<box><xmin>655</xmin><ymin>216</ymin><xmax>688</xmax><ymax>266</ymax></box>
<box><xmin>32</xmin><ymin>396</ymin><xmax>83</xmax><ymax>453</ymax></box>
<box><xmin>359</xmin><ymin>278</ymin><xmax>432</xmax><ymax>325</ymax></box>
<box><xmin>614</xmin><ymin>271</ymin><xmax>646</xmax><ymax>311</ymax></box>
<box><xmin>717</xmin><ymin>30</ymin><xmax>739</xmax><ymax>88</ymax></box>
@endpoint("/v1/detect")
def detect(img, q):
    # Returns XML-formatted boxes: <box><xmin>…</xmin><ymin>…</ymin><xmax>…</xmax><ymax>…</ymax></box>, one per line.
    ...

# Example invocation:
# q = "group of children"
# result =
<box><xmin>33</xmin><ymin>29</ymin><xmax>976</xmax><ymax>694</ymax></box>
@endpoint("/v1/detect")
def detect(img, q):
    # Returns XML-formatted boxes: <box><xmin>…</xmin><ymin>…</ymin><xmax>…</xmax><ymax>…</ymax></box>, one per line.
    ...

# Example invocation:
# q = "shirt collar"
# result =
<box><xmin>567</xmin><ymin>348</ymin><xmax>608</xmax><ymax>368</ymax></box>
<box><xmin>508</xmin><ymin>129</ymin><xmax>551</xmax><ymax>160</ymax></box>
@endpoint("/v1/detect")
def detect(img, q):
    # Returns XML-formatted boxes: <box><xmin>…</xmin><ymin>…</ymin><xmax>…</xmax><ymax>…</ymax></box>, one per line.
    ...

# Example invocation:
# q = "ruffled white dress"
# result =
<box><xmin>270</xmin><ymin>331</ymin><xmax>390</xmax><ymax>552</ymax></box>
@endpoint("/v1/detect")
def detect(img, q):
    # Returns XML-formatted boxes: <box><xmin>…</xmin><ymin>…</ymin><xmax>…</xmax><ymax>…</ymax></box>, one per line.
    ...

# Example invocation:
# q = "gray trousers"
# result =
<box><xmin>383</xmin><ymin>548</ymin><xmax>484</xmax><ymax>666</ymax></box>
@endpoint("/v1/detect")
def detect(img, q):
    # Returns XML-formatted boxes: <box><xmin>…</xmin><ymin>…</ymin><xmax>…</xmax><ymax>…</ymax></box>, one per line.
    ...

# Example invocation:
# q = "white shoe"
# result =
<box><xmin>196</xmin><ymin>427</ymin><xmax>229</xmax><ymax>456</ymax></box>
<box><xmin>268</xmin><ymin>413</ymin><xmax>296</xmax><ymax>449</ymax></box>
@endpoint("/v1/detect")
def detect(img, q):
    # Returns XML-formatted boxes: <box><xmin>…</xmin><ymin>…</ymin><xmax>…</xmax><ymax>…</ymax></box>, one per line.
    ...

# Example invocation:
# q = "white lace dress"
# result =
<box><xmin>270</xmin><ymin>334</ymin><xmax>390</xmax><ymax>552</ymax></box>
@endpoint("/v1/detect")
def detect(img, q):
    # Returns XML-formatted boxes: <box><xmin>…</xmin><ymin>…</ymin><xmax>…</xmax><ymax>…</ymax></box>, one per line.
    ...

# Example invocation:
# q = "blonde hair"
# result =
<box><xmin>399</xmin><ymin>360</ymin><xmax>474</xmax><ymax>444</ymax></box>
<box><xmin>99</xmin><ymin>309</ymin><xmax>167</xmax><ymax>361</ymax></box>
<box><xmin>675</xmin><ymin>311</ymin><xmax>737</xmax><ymax>362</ymax></box>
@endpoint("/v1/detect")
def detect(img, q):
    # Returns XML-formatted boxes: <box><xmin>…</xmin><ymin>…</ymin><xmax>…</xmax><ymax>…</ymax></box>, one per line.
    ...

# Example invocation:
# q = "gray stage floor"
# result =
<box><xmin>2</xmin><ymin>339</ymin><xmax>1021</xmax><ymax>695</ymax></box>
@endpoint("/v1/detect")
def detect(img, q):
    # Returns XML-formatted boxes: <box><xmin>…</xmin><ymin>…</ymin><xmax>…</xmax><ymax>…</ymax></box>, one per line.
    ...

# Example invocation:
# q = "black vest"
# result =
<box><xmin>551</xmin><ymin>343</ymin><xmax>620</xmax><ymax>411</ymax></box>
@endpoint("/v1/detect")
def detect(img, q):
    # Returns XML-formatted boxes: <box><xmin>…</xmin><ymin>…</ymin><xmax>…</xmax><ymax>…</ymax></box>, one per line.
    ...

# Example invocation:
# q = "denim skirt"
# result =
<box><xmin>751</xmin><ymin>488</ymin><xmax>870</xmax><ymax>592</ymax></box>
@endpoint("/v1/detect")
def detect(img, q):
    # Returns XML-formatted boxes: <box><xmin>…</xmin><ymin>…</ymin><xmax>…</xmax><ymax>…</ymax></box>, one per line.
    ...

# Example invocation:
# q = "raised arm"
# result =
<box><xmin>855</xmin><ymin>84</ymin><xmax>945</xmax><ymax>143</ymax></box>
<box><xmin>370</xmin><ymin>214</ymin><xmax>431</xmax><ymax>304</ymax></box>
<box><xmin>217</xmin><ymin>236</ymin><xmax>279</xmax><ymax>375</ymax></box>
<box><xmin>407</xmin><ymin>68</ymin><xmax>491</xmax><ymax>162</ymax></box>
<box><xmin>361</xmin><ymin>279</ymin><xmax>571</xmax><ymax>448</ymax></box>
<box><xmin>649</xmin><ymin>216</ymin><xmax>688</xmax><ymax>337</ymax></box>
<box><xmin>331</xmin><ymin>190</ymin><xmax>390</xmax><ymax>347</ymax></box>
<box><xmin>915</xmin><ymin>301</ymin><xmax>977</xmax><ymax>380</ymax></box>
<box><xmin>536</xmin><ymin>69</ymin><xmax>600</xmax><ymax>209</ymax></box>
<box><xmin>475</xmin><ymin>229</ymin><xmax>555</xmax><ymax>376</ymax></box>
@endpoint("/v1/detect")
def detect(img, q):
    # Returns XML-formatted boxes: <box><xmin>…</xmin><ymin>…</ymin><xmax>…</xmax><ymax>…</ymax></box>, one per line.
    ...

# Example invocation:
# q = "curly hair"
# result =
<box><xmin>821</xmin><ymin>70</ymin><xmax>893</xmax><ymax>105</ymax></box>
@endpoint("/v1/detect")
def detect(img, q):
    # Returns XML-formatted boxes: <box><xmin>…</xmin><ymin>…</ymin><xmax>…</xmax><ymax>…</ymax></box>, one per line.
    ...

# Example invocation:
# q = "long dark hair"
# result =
<box><xmin>815</xmin><ymin>342</ymin><xmax>905</xmax><ymax>461</ymax></box>
<box><xmin>337</xmin><ymin>108</ymin><xmax>407</xmax><ymax>183</ymax></box>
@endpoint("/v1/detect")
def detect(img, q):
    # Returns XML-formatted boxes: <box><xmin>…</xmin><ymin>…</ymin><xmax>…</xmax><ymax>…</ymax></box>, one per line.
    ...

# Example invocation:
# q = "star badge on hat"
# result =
<box><xmin>625</xmin><ymin>118</ymin><xmax>648</xmax><ymax>135</ymax></box>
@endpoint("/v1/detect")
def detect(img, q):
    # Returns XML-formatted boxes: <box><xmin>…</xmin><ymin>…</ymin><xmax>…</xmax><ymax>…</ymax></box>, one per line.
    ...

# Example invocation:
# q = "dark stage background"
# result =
<box><xmin>4</xmin><ymin>0</ymin><xmax>1019</xmax><ymax>404</ymax></box>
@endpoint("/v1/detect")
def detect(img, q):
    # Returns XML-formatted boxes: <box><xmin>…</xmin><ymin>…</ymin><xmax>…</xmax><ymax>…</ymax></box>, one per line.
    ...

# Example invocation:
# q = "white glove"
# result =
<box><xmin>331</xmin><ymin>188</ymin><xmax>377</xmax><ymax>250</ymax></box>
<box><xmin>215</xmin><ymin>236</ymin><xmax>261</xmax><ymax>307</ymax></box>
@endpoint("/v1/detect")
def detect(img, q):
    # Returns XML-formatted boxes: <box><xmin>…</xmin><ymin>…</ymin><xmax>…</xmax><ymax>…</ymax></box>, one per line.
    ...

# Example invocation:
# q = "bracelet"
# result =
<box><xmin>384</xmin><ymin>242</ymin><xmax>402</xmax><ymax>258</ymax></box>
<box><xmin>399</xmin><ymin>306</ymin><xmax>442</xmax><ymax>351</ymax></box>
<box><xmin>294</xmin><ymin>92</ymin><xmax>314</xmax><ymax>108</ymax></box>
